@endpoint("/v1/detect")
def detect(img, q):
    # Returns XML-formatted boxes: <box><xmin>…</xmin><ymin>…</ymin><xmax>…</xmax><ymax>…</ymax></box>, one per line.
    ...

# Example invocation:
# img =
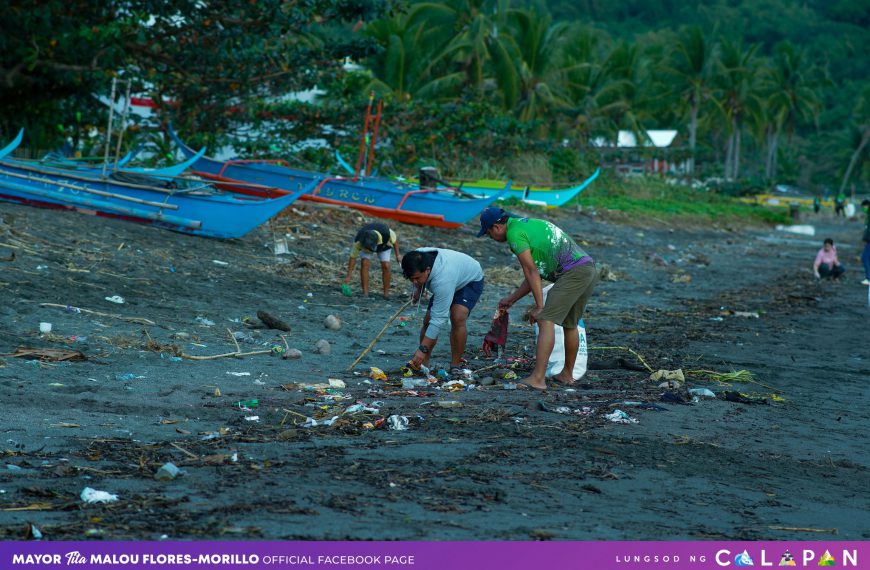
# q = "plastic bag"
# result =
<box><xmin>534</xmin><ymin>284</ymin><xmax>588</xmax><ymax>379</ymax></box>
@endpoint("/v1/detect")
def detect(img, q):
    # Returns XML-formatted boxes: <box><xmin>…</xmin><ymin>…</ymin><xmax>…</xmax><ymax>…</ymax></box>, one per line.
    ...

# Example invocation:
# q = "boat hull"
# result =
<box><xmin>169</xmin><ymin>128</ymin><xmax>506</xmax><ymax>228</ymax></box>
<box><xmin>0</xmin><ymin>158</ymin><xmax>309</xmax><ymax>239</ymax></box>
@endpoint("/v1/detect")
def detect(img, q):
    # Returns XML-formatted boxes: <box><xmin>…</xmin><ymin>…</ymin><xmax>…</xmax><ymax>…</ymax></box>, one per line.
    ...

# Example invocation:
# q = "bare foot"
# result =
<box><xmin>549</xmin><ymin>372</ymin><xmax>576</xmax><ymax>386</ymax></box>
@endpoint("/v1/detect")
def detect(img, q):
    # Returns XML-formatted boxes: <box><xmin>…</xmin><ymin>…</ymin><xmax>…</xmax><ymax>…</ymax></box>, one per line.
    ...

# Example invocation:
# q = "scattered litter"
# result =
<box><xmin>723</xmin><ymin>391</ymin><xmax>769</xmax><ymax>405</ymax></box>
<box><xmin>244</xmin><ymin>416</ymin><xmax>259</xmax><ymax>422</ymax></box>
<box><xmin>212</xmin><ymin>260</ymin><xmax>229</xmax><ymax>266</ymax></box>
<box><xmin>195</xmin><ymin>316</ymin><xmax>215</xmax><ymax>327</ymax></box>
<box><xmin>402</xmin><ymin>378</ymin><xmax>428</xmax><ymax>389</ymax></box>
<box><xmin>81</xmin><ymin>487</ymin><xmax>118</xmax><ymax>504</ymax></box>
<box><xmin>369</xmin><ymin>367</ymin><xmax>387</xmax><ymax>381</ymax></box>
<box><xmin>302</xmin><ymin>415</ymin><xmax>339</xmax><ymax>428</ymax></box>
<box><xmin>38</xmin><ymin>322</ymin><xmax>52</xmax><ymax>334</ymax></box>
<box><xmin>775</xmin><ymin>224</ymin><xmax>815</xmax><ymax>236</ymax></box>
<box><xmin>115</xmin><ymin>373</ymin><xmax>140</xmax><ymax>381</ymax></box>
<box><xmin>604</xmin><ymin>409</ymin><xmax>638</xmax><ymax>424</ymax></box>
<box><xmin>539</xmin><ymin>401</ymin><xmax>572</xmax><ymax>414</ymax></box>
<box><xmin>434</xmin><ymin>400</ymin><xmax>463</xmax><ymax>408</ymax></box>
<box><xmin>660</xmin><ymin>391</ymin><xmax>691</xmax><ymax>405</ymax></box>
<box><xmin>226</xmin><ymin>372</ymin><xmax>251</xmax><ymax>377</ymax></box>
<box><xmin>688</xmin><ymin>388</ymin><xmax>716</xmax><ymax>398</ymax></box>
<box><xmin>387</xmin><ymin>415</ymin><xmax>409</xmax><ymax>431</ymax></box>
<box><xmin>731</xmin><ymin>311</ymin><xmax>760</xmax><ymax>318</ymax></box>
<box><xmin>104</xmin><ymin>295</ymin><xmax>125</xmax><ymax>304</ymax></box>
<box><xmin>154</xmin><ymin>463</ymin><xmax>180</xmax><ymax>481</ymax></box>
<box><xmin>26</xmin><ymin>523</ymin><xmax>42</xmax><ymax>540</ymax></box>
<box><xmin>652</xmin><ymin>369</ymin><xmax>684</xmax><ymax>389</ymax></box>
<box><xmin>235</xmin><ymin>399</ymin><xmax>259</xmax><ymax>409</ymax></box>
<box><xmin>345</xmin><ymin>403</ymin><xmax>380</xmax><ymax>414</ymax></box>
<box><xmin>328</xmin><ymin>379</ymin><xmax>346</xmax><ymax>389</ymax></box>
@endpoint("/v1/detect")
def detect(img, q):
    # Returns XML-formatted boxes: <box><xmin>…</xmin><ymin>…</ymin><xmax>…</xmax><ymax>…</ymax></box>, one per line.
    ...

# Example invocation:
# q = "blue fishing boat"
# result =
<box><xmin>334</xmin><ymin>150</ymin><xmax>600</xmax><ymax>208</ymax></box>
<box><xmin>169</xmin><ymin>127</ymin><xmax>508</xmax><ymax>229</ymax></box>
<box><xmin>0</xmin><ymin>130</ymin><xmax>312</xmax><ymax>239</ymax></box>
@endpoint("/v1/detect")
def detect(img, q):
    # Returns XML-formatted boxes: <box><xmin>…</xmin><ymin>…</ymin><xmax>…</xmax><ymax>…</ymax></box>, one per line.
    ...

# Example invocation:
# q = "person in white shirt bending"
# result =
<box><xmin>401</xmin><ymin>248</ymin><xmax>484</xmax><ymax>373</ymax></box>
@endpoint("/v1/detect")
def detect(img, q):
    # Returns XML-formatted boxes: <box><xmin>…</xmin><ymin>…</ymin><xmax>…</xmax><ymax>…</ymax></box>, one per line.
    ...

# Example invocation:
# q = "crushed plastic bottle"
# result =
<box><xmin>235</xmin><ymin>399</ymin><xmax>259</xmax><ymax>409</ymax></box>
<box><xmin>154</xmin><ymin>462</ymin><xmax>180</xmax><ymax>481</ymax></box>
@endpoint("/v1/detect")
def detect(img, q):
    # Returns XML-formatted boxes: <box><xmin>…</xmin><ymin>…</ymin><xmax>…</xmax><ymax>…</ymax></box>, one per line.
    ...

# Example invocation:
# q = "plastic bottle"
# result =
<box><xmin>235</xmin><ymin>399</ymin><xmax>259</xmax><ymax>409</ymax></box>
<box><xmin>435</xmin><ymin>400</ymin><xmax>463</xmax><ymax>408</ymax></box>
<box><xmin>155</xmin><ymin>462</ymin><xmax>180</xmax><ymax>481</ymax></box>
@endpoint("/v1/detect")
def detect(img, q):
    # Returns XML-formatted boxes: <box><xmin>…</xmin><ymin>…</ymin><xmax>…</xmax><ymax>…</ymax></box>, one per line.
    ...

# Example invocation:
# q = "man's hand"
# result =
<box><xmin>498</xmin><ymin>296</ymin><xmax>513</xmax><ymax>311</ymax></box>
<box><xmin>528</xmin><ymin>305</ymin><xmax>544</xmax><ymax>324</ymax></box>
<box><xmin>409</xmin><ymin>350</ymin><xmax>426</xmax><ymax>368</ymax></box>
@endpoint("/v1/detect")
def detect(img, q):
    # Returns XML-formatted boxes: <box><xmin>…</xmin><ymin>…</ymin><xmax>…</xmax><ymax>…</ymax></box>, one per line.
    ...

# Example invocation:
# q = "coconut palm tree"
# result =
<box><xmin>406</xmin><ymin>0</ymin><xmax>515</xmax><ymax>99</ymax></box>
<box><xmin>364</xmin><ymin>14</ymin><xmax>465</xmax><ymax>101</ymax></box>
<box><xmin>838</xmin><ymin>83</ymin><xmax>870</xmax><ymax>193</ymax></box>
<box><xmin>665</xmin><ymin>26</ymin><xmax>718</xmax><ymax>176</ymax></box>
<box><xmin>761</xmin><ymin>41</ymin><xmax>822</xmax><ymax>180</ymax></box>
<box><xmin>500</xmin><ymin>8</ymin><xmax>573</xmax><ymax>122</ymax></box>
<box><xmin>712</xmin><ymin>38</ymin><xmax>765</xmax><ymax>180</ymax></box>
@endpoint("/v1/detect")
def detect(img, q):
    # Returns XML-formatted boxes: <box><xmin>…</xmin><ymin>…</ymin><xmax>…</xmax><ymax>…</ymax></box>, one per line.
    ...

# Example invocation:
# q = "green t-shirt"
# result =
<box><xmin>506</xmin><ymin>217</ymin><xmax>589</xmax><ymax>282</ymax></box>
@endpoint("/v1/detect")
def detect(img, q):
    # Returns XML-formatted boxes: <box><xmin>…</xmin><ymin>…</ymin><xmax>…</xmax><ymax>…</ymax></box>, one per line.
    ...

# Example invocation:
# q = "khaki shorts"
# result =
<box><xmin>538</xmin><ymin>263</ymin><xmax>598</xmax><ymax>329</ymax></box>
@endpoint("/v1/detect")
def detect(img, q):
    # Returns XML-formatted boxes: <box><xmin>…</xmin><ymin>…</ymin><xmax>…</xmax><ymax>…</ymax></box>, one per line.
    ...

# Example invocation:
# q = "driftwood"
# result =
<box><xmin>257</xmin><ymin>310</ymin><xmax>291</xmax><ymax>332</ymax></box>
<box><xmin>40</xmin><ymin>303</ymin><xmax>156</xmax><ymax>326</ymax></box>
<box><xmin>0</xmin><ymin>347</ymin><xmax>86</xmax><ymax>362</ymax></box>
<box><xmin>180</xmin><ymin>349</ymin><xmax>272</xmax><ymax>361</ymax></box>
<box><xmin>347</xmin><ymin>299</ymin><xmax>412</xmax><ymax>371</ymax></box>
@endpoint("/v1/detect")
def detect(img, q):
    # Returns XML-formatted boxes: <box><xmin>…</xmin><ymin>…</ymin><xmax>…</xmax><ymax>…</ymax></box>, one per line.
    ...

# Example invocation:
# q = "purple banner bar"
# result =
<box><xmin>0</xmin><ymin>541</ymin><xmax>866</xmax><ymax>570</ymax></box>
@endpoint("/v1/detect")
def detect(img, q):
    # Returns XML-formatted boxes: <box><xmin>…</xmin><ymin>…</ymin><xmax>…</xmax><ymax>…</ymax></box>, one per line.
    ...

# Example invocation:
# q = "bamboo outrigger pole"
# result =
<box><xmin>353</xmin><ymin>91</ymin><xmax>375</xmax><ymax>183</ymax></box>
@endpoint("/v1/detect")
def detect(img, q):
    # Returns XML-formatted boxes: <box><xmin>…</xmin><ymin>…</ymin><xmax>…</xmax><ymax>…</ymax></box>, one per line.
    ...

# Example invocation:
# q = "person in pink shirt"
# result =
<box><xmin>813</xmin><ymin>238</ymin><xmax>845</xmax><ymax>280</ymax></box>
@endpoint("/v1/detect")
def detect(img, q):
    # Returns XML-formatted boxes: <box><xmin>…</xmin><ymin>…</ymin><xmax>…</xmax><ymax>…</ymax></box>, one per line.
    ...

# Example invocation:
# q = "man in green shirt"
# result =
<box><xmin>478</xmin><ymin>207</ymin><xmax>598</xmax><ymax>390</ymax></box>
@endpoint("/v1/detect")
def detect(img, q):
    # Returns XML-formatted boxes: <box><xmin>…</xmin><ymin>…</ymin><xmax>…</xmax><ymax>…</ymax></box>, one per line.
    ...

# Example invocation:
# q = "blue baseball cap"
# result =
<box><xmin>477</xmin><ymin>207</ymin><xmax>507</xmax><ymax>237</ymax></box>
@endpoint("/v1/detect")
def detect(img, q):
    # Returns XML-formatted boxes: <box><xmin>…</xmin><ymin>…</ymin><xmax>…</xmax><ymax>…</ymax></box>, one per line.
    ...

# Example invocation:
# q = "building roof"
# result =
<box><xmin>591</xmin><ymin>129</ymin><xmax>678</xmax><ymax>148</ymax></box>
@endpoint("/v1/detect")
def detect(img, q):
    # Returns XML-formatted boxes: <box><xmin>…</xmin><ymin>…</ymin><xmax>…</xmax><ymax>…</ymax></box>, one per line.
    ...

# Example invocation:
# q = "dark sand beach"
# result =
<box><xmin>0</xmin><ymin>200</ymin><xmax>867</xmax><ymax>540</ymax></box>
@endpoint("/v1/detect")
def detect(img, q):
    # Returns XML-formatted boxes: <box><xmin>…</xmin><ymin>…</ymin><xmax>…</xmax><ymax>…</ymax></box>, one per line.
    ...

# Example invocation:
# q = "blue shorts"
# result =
<box><xmin>428</xmin><ymin>279</ymin><xmax>484</xmax><ymax>312</ymax></box>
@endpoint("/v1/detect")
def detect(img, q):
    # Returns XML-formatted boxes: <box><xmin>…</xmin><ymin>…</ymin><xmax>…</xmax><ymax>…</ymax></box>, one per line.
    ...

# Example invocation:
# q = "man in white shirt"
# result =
<box><xmin>401</xmin><ymin>248</ymin><xmax>484</xmax><ymax>372</ymax></box>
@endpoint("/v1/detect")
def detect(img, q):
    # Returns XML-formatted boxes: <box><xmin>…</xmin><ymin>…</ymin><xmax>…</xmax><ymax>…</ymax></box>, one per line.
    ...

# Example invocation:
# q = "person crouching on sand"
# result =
<box><xmin>342</xmin><ymin>222</ymin><xmax>401</xmax><ymax>299</ymax></box>
<box><xmin>478</xmin><ymin>207</ymin><xmax>598</xmax><ymax>391</ymax></box>
<box><xmin>401</xmin><ymin>248</ymin><xmax>484</xmax><ymax>373</ymax></box>
<box><xmin>813</xmin><ymin>238</ymin><xmax>845</xmax><ymax>280</ymax></box>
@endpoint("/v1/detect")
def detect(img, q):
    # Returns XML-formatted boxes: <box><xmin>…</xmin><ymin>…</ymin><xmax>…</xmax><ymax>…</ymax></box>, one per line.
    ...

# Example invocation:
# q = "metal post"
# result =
<box><xmin>101</xmin><ymin>78</ymin><xmax>118</xmax><ymax>179</ymax></box>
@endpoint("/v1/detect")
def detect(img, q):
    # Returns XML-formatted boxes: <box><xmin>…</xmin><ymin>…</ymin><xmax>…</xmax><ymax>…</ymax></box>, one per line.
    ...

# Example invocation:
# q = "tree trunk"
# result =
<box><xmin>838</xmin><ymin>128</ymin><xmax>870</xmax><ymax>194</ymax></box>
<box><xmin>732</xmin><ymin>116</ymin><xmax>741</xmax><ymax>180</ymax></box>
<box><xmin>688</xmin><ymin>101</ymin><xmax>699</xmax><ymax>176</ymax></box>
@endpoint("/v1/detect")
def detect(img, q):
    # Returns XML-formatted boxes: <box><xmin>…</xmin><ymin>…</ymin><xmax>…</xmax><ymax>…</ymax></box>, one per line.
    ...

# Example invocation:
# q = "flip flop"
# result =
<box><xmin>516</xmin><ymin>379</ymin><xmax>548</xmax><ymax>391</ymax></box>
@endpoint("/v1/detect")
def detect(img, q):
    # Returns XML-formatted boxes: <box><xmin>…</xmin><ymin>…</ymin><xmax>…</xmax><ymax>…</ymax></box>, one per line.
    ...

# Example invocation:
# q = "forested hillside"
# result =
<box><xmin>1</xmin><ymin>0</ymin><xmax>867</xmax><ymax>193</ymax></box>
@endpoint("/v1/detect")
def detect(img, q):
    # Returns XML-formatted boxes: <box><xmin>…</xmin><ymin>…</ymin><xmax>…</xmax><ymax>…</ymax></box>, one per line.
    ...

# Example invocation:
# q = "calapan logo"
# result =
<box><xmin>818</xmin><ymin>550</ymin><xmax>836</xmax><ymax>566</ymax></box>
<box><xmin>735</xmin><ymin>550</ymin><xmax>755</xmax><ymax>566</ymax></box>
<box><xmin>779</xmin><ymin>550</ymin><xmax>796</xmax><ymax>566</ymax></box>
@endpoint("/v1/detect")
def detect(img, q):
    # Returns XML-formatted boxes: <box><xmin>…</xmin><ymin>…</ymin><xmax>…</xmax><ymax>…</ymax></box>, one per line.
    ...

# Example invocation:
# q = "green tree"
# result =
<box><xmin>713</xmin><ymin>38</ymin><xmax>764</xmax><ymax>180</ymax></box>
<box><xmin>664</xmin><ymin>26</ymin><xmax>717</xmax><ymax>176</ymax></box>
<box><xmin>838</xmin><ymin>83</ymin><xmax>870</xmax><ymax>194</ymax></box>
<box><xmin>761</xmin><ymin>41</ymin><xmax>822</xmax><ymax>180</ymax></box>
<box><xmin>1</xmin><ymin>0</ymin><xmax>389</xmax><ymax>150</ymax></box>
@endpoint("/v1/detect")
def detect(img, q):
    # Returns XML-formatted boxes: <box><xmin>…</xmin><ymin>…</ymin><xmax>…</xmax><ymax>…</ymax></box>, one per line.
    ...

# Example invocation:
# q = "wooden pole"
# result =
<box><xmin>353</xmin><ymin>91</ymin><xmax>375</xmax><ymax>183</ymax></box>
<box><xmin>347</xmin><ymin>298</ymin><xmax>412</xmax><ymax>371</ymax></box>
<box><xmin>365</xmin><ymin>99</ymin><xmax>383</xmax><ymax>177</ymax></box>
